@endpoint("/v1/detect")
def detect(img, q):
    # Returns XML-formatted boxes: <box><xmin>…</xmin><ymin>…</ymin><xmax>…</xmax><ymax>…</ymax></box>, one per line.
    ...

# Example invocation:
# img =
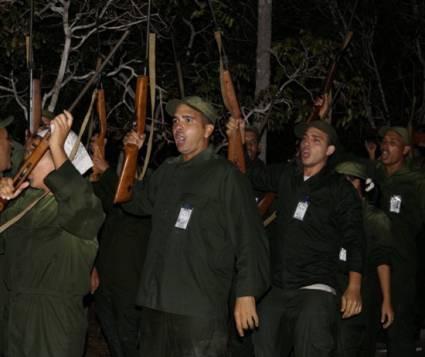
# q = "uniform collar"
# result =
<box><xmin>382</xmin><ymin>164</ymin><xmax>410</xmax><ymax>178</ymax></box>
<box><xmin>175</xmin><ymin>145</ymin><xmax>214</xmax><ymax>166</ymax></box>
<box><xmin>296</xmin><ymin>161</ymin><xmax>332</xmax><ymax>185</ymax></box>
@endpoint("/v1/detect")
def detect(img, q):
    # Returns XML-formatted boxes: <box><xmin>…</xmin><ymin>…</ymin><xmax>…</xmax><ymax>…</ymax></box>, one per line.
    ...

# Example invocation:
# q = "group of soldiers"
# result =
<box><xmin>0</xmin><ymin>94</ymin><xmax>423</xmax><ymax>357</ymax></box>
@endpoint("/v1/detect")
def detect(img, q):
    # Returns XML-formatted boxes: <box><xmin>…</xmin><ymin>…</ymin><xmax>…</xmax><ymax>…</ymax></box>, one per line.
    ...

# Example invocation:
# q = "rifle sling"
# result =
<box><xmin>0</xmin><ymin>192</ymin><xmax>49</xmax><ymax>234</ymax></box>
<box><xmin>263</xmin><ymin>210</ymin><xmax>277</xmax><ymax>227</ymax></box>
<box><xmin>69</xmin><ymin>88</ymin><xmax>98</xmax><ymax>161</ymax></box>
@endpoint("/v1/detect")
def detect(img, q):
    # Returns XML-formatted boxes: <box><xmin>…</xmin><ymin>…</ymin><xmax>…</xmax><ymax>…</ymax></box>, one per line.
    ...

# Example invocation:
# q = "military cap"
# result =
<box><xmin>0</xmin><ymin>116</ymin><xmax>14</xmax><ymax>129</ymax></box>
<box><xmin>166</xmin><ymin>96</ymin><xmax>219</xmax><ymax>125</ymax></box>
<box><xmin>294</xmin><ymin>120</ymin><xmax>339</xmax><ymax>145</ymax></box>
<box><xmin>378</xmin><ymin>126</ymin><xmax>410</xmax><ymax>145</ymax></box>
<box><xmin>335</xmin><ymin>161</ymin><xmax>368</xmax><ymax>180</ymax></box>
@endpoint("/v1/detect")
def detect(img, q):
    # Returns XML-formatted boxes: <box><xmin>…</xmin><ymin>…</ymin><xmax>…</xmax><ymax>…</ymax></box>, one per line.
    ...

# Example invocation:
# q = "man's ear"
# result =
<box><xmin>403</xmin><ymin>144</ymin><xmax>411</xmax><ymax>156</ymax></box>
<box><xmin>204</xmin><ymin>124</ymin><xmax>214</xmax><ymax>138</ymax></box>
<box><xmin>326</xmin><ymin>144</ymin><xmax>336</xmax><ymax>157</ymax></box>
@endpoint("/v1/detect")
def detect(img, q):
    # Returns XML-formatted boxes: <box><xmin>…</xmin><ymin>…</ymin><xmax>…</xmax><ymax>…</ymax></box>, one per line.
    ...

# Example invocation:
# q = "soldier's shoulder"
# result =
<box><xmin>364</xmin><ymin>203</ymin><xmax>391</xmax><ymax>235</ymax></box>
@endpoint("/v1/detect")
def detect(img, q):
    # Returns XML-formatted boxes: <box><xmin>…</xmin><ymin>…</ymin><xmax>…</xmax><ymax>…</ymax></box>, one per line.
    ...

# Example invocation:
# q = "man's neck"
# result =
<box><xmin>384</xmin><ymin>160</ymin><xmax>406</xmax><ymax>176</ymax></box>
<box><xmin>303</xmin><ymin>161</ymin><xmax>326</xmax><ymax>177</ymax></box>
<box><xmin>182</xmin><ymin>144</ymin><xmax>208</xmax><ymax>162</ymax></box>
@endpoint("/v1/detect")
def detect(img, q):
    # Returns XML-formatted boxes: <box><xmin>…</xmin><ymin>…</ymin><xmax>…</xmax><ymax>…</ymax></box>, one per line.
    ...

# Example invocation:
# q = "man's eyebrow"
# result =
<box><xmin>383</xmin><ymin>138</ymin><xmax>401</xmax><ymax>143</ymax></box>
<box><xmin>306</xmin><ymin>133</ymin><xmax>324</xmax><ymax>140</ymax></box>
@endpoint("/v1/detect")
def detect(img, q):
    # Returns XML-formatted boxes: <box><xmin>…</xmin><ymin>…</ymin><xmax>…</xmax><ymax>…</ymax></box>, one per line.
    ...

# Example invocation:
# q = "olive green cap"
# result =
<box><xmin>294</xmin><ymin>120</ymin><xmax>339</xmax><ymax>145</ymax></box>
<box><xmin>378</xmin><ymin>126</ymin><xmax>410</xmax><ymax>145</ymax></box>
<box><xmin>166</xmin><ymin>96</ymin><xmax>219</xmax><ymax>125</ymax></box>
<box><xmin>0</xmin><ymin>116</ymin><xmax>14</xmax><ymax>129</ymax></box>
<box><xmin>42</xmin><ymin>110</ymin><xmax>56</xmax><ymax>120</ymax></box>
<box><xmin>335</xmin><ymin>161</ymin><xmax>368</xmax><ymax>180</ymax></box>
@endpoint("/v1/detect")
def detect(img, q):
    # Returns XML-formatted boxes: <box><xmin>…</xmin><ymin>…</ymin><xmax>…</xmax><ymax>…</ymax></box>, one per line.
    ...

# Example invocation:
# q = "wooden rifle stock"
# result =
<box><xmin>113</xmin><ymin>75</ymin><xmax>148</xmax><ymax>203</ymax></box>
<box><xmin>0</xmin><ymin>134</ymin><xmax>50</xmax><ymax>212</ymax></box>
<box><xmin>306</xmin><ymin>32</ymin><xmax>353</xmax><ymax>123</ymax></box>
<box><xmin>257</xmin><ymin>192</ymin><xmax>276</xmax><ymax>217</ymax></box>
<box><xmin>213</xmin><ymin>30</ymin><xmax>246</xmax><ymax>173</ymax></box>
<box><xmin>222</xmin><ymin>70</ymin><xmax>246</xmax><ymax>173</ymax></box>
<box><xmin>209</xmin><ymin>7</ymin><xmax>272</xmax><ymax>215</ymax></box>
<box><xmin>90</xmin><ymin>86</ymin><xmax>107</xmax><ymax>182</ymax></box>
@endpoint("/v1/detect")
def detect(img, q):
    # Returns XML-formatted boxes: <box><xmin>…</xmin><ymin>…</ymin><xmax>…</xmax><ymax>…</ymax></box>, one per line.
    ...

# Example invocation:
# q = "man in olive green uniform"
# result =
<box><xmin>335</xmin><ymin>161</ymin><xmax>394</xmax><ymax>357</ymax></box>
<box><xmin>369</xmin><ymin>126</ymin><xmax>425</xmax><ymax>356</ymax></box>
<box><xmin>0</xmin><ymin>111</ymin><xmax>104</xmax><ymax>357</ymax></box>
<box><xmin>123</xmin><ymin>96</ymin><xmax>270</xmax><ymax>357</ymax></box>
<box><xmin>90</xmin><ymin>141</ymin><xmax>151</xmax><ymax>357</ymax></box>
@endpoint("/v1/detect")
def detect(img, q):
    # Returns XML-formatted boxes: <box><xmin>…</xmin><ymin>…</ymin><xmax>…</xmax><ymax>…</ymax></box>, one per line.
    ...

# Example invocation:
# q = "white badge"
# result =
<box><xmin>390</xmin><ymin>195</ymin><xmax>402</xmax><ymax>214</ymax></box>
<box><xmin>339</xmin><ymin>248</ymin><xmax>347</xmax><ymax>262</ymax></box>
<box><xmin>293</xmin><ymin>201</ymin><xmax>309</xmax><ymax>221</ymax></box>
<box><xmin>175</xmin><ymin>205</ymin><xmax>193</xmax><ymax>229</ymax></box>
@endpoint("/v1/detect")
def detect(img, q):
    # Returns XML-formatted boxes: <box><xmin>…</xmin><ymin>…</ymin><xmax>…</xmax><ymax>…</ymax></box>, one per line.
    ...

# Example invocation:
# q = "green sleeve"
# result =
<box><xmin>44</xmin><ymin>160</ymin><xmax>105</xmax><ymax>240</ymax></box>
<box><xmin>367</xmin><ymin>211</ymin><xmax>393</xmax><ymax>267</ymax></box>
<box><xmin>121</xmin><ymin>166</ymin><xmax>161</xmax><ymax>216</ymax></box>
<box><xmin>419</xmin><ymin>179</ymin><xmax>425</xmax><ymax>224</ymax></box>
<box><xmin>222</xmin><ymin>167</ymin><xmax>270</xmax><ymax>299</ymax></box>
<box><xmin>246</xmin><ymin>160</ymin><xmax>285</xmax><ymax>193</ymax></box>
<box><xmin>335</xmin><ymin>179</ymin><xmax>365</xmax><ymax>273</ymax></box>
<box><xmin>92</xmin><ymin>168</ymin><xmax>119</xmax><ymax>213</ymax></box>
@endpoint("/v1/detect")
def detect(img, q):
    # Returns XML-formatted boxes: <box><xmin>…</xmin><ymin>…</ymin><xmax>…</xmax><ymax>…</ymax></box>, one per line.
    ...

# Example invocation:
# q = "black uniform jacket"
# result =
<box><xmin>247</xmin><ymin>161</ymin><xmax>364</xmax><ymax>290</ymax></box>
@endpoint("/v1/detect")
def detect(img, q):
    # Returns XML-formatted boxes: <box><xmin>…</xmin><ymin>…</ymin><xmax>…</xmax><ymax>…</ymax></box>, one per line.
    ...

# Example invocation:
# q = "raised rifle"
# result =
<box><xmin>113</xmin><ymin>0</ymin><xmax>151</xmax><ymax>204</ymax></box>
<box><xmin>306</xmin><ymin>32</ymin><xmax>353</xmax><ymax>123</ymax></box>
<box><xmin>171</xmin><ymin>30</ymin><xmax>185</xmax><ymax>98</ymax></box>
<box><xmin>0</xmin><ymin>30</ymin><xmax>129</xmax><ymax>212</ymax></box>
<box><xmin>90</xmin><ymin>57</ymin><xmax>108</xmax><ymax>182</ymax></box>
<box><xmin>207</xmin><ymin>1</ymin><xmax>281</xmax><ymax>218</ymax></box>
<box><xmin>26</xmin><ymin>0</ymin><xmax>41</xmax><ymax>135</ymax></box>
<box><xmin>207</xmin><ymin>0</ymin><xmax>246</xmax><ymax>173</ymax></box>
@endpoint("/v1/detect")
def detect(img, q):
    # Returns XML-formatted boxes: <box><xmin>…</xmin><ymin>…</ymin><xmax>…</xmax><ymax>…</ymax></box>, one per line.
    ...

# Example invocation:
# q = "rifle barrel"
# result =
<box><xmin>68</xmin><ymin>30</ymin><xmax>129</xmax><ymax>112</ymax></box>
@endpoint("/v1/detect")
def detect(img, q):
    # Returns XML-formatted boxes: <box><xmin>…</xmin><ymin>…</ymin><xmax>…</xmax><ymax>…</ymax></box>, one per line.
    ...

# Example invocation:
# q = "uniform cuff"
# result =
<box><xmin>44</xmin><ymin>160</ymin><xmax>82</xmax><ymax>200</ymax></box>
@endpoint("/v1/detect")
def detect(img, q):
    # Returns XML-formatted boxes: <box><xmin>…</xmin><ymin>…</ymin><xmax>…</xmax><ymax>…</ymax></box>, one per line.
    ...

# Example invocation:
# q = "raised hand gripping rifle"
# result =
<box><xmin>113</xmin><ymin>0</ymin><xmax>152</xmax><ymax>204</ymax></box>
<box><xmin>306</xmin><ymin>31</ymin><xmax>353</xmax><ymax>123</ymax></box>
<box><xmin>0</xmin><ymin>30</ymin><xmax>129</xmax><ymax>212</ymax></box>
<box><xmin>113</xmin><ymin>74</ymin><xmax>148</xmax><ymax>203</ymax></box>
<box><xmin>207</xmin><ymin>0</ymin><xmax>246</xmax><ymax>173</ymax></box>
<box><xmin>208</xmin><ymin>1</ymin><xmax>280</xmax><ymax>218</ymax></box>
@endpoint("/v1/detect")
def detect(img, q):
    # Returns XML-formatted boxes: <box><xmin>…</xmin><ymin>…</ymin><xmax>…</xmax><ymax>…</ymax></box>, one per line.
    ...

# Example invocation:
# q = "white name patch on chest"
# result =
<box><xmin>175</xmin><ymin>205</ymin><xmax>193</xmax><ymax>229</ymax></box>
<box><xmin>389</xmin><ymin>195</ymin><xmax>402</xmax><ymax>214</ymax></box>
<box><xmin>293</xmin><ymin>201</ymin><xmax>309</xmax><ymax>221</ymax></box>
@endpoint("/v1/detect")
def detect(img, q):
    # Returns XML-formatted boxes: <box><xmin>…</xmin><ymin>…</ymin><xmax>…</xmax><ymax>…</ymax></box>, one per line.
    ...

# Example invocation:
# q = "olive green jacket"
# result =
<box><xmin>93</xmin><ymin>168</ymin><xmax>151</xmax><ymax>293</ymax></box>
<box><xmin>123</xmin><ymin>147</ymin><xmax>270</xmax><ymax>319</ymax></box>
<box><xmin>373</xmin><ymin>163</ymin><xmax>425</xmax><ymax>273</ymax></box>
<box><xmin>0</xmin><ymin>160</ymin><xmax>104</xmax><ymax>357</ymax></box>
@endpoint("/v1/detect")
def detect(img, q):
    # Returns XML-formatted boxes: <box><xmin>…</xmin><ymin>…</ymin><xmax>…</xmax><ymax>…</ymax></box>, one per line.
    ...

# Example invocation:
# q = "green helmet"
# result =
<box><xmin>335</xmin><ymin>161</ymin><xmax>367</xmax><ymax>180</ymax></box>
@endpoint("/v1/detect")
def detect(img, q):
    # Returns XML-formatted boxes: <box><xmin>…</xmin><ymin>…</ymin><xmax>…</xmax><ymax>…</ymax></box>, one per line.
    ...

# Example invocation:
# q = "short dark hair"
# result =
<box><xmin>245</xmin><ymin>126</ymin><xmax>260</xmax><ymax>142</ymax></box>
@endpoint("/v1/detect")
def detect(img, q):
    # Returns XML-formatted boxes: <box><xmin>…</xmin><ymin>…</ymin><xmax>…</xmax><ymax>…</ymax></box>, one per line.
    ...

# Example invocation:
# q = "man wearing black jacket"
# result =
<box><xmin>228</xmin><ymin>119</ymin><xmax>364</xmax><ymax>357</ymax></box>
